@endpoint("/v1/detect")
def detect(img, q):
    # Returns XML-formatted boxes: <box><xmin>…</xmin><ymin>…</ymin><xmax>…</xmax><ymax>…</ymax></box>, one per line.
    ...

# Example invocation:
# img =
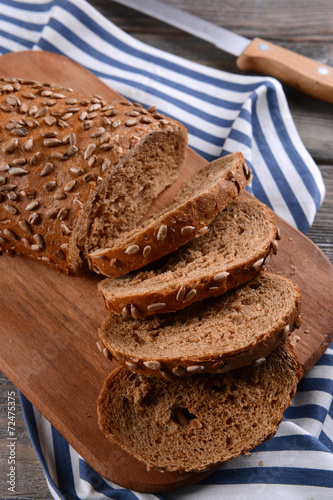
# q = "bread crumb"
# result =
<box><xmin>259</xmin><ymin>460</ymin><xmax>264</xmax><ymax>467</ymax></box>
<box><xmin>290</xmin><ymin>335</ymin><xmax>300</xmax><ymax>347</ymax></box>
<box><xmin>290</xmin><ymin>264</ymin><xmax>297</xmax><ymax>275</ymax></box>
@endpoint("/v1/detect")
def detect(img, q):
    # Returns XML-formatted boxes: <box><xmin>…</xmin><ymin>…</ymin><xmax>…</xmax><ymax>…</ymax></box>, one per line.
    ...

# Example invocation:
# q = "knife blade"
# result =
<box><xmin>112</xmin><ymin>0</ymin><xmax>333</xmax><ymax>104</ymax></box>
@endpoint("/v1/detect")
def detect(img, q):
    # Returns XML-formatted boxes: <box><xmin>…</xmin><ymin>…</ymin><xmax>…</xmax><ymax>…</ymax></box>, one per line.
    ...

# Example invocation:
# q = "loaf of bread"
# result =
<box><xmin>97</xmin><ymin>342</ymin><xmax>302</xmax><ymax>472</ymax></box>
<box><xmin>88</xmin><ymin>152</ymin><xmax>252</xmax><ymax>277</ymax></box>
<box><xmin>99</xmin><ymin>273</ymin><xmax>302</xmax><ymax>378</ymax></box>
<box><xmin>0</xmin><ymin>76</ymin><xmax>187</xmax><ymax>273</ymax></box>
<box><xmin>98</xmin><ymin>198</ymin><xmax>279</xmax><ymax>317</ymax></box>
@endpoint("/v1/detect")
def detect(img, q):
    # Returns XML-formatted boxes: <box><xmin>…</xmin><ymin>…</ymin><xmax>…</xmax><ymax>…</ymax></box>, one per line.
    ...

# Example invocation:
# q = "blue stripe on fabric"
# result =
<box><xmin>93</xmin><ymin>71</ymin><xmax>235</xmax><ymax>130</ymax></box>
<box><xmin>0</xmin><ymin>13</ymin><xmax>45</xmax><ymax>31</ymax></box>
<box><xmin>18</xmin><ymin>392</ymin><xmax>66</xmax><ymax>500</ymax></box>
<box><xmin>238</xmin><ymin>105</ymin><xmax>253</xmax><ymax>124</ymax></box>
<box><xmin>0</xmin><ymin>28</ymin><xmax>35</xmax><ymax>47</ymax></box>
<box><xmin>266</xmin><ymin>83</ymin><xmax>323</xmax><ymax>210</ymax></box>
<box><xmin>200</xmin><ymin>466</ymin><xmax>333</xmax><ymax>487</ymax></box>
<box><xmin>319</xmin><ymin>430</ymin><xmax>333</xmax><ymax>452</ymax></box>
<box><xmin>190</xmin><ymin>145</ymin><xmax>216</xmax><ymax>163</ymax></box>
<box><xmin>327</xmin><ymin>399</ymin><xmax>333</xmax><ymax>414</ymax></box>
<box><xmin>227</xmin><ymin>128</ymin><xmax>252</xmax><ymax>149</ymax></box>
<box><xmin>297</xmin><ymin>377</ymin><xmax>333</xmax><ymax>394</ymax></box>
<box><xmin>254</xmin><ymin>432</ymin><xmax>332</xmax><ymax>453</ymax></box>
<box><xmin>250</xmin><ymin>86</ymin><xmax>310</xmax><ymax>232</ymax></box>
<box><xmin>185</xmin><ymin>124</ymin><xmax>224</xmax><ymax>147</ymax></box>
<box><xmin>0</xmin><ymin>0</ymin><xmax>54</xmax><ymax>11</ymax></box>
<box><xmin>285</xmin><ymin>404</ymin><xmax>328</xmax><ymax>422</ymax></box>
<box><xmin>315</xmin><ymin>353</ymin><xmax>333</xmax><ymax>366</ymax></box>
<box><xmin>250</xmin><ymin>173</ymin><xmax>272</xmax><ymax>209</ymax></box>
<box><xmin>0</xmin><ymin>46</ymin><xmax>11</xmax><ymax>54</ymax></box>
<box><xmin>52</xmin><ymin>426</ymin><xmax>78</xmax><ymax>499</ymax></box>
<box><xmin>79</xmin><ymin>459</ymin><xmax>161</xmax><ymax>500</ymax></box>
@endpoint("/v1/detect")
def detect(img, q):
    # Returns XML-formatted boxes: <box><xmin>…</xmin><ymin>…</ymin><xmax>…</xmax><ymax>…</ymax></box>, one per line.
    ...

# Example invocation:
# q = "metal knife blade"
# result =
<box><xmin>112</xmin><ymin>0</ymin><xmax>333</xmax><ymax>103</ymax></box>
<box><xmin>112</xmin><ymin>0</ymin><xmax>250</xmax><ymax>56</ymax></box>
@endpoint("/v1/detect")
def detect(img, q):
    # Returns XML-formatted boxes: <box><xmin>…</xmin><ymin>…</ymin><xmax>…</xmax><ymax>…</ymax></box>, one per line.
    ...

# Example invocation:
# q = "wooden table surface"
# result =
<box><xmin>0</xmin><ymin>1</ymin><xmax>332</xmax><ymax>498</ymax></box>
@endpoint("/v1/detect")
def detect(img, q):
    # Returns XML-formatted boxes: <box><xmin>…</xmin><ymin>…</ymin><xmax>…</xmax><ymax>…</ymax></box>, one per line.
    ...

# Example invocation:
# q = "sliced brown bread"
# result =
<box><xmin>98</xmin><ymin>198</ymin><xmax>279</xmax><ymax>318</ymax></box>
<box><xmin>0</xmin><ymin>76</ymin><xmax>187</xmax><ymax>274</ymax></box>
<box><xmin>98</xmin><ymin>273</ymin><xmax>302</xmax><ymax>378</ymax></box>
<box><xmin>97</xmin><ymin>342</ymin><xmax>302</xmax><ymax>472</ymax></box>
<box><xmin>88</xmin><ymin>152</ymin><xmax>252</xmax><ymax>278</ymax></box>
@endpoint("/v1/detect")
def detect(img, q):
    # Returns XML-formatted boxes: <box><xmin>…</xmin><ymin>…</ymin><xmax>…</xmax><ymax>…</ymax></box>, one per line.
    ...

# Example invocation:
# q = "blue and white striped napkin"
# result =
<box><xmin>1</xmin><ymin>0</ymin><xmax>332</xmax><ymax>498</ymax></box>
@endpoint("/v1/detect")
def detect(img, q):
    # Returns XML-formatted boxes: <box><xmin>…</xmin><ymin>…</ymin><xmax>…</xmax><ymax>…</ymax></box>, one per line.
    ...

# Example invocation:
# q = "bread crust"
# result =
<box><xmin>99</xmin><ymin>273</ymin><xmax>302</xmax><ymax>378</ymax></box>
<box><xmin>97</xmin><ymin>343</ymin><xmax>302</xmax><ymax>472</ymax></box>
<box><xmin>88</xmin><ymin>152</ymin><xmax>252</xmax><ymax>277</ymax></box>
<box><xmin>0</xmin><ymin>77</ymin><xmax>187</xmax><ymax>273</ymax></box>
<box><xmin>98</xmin><ymin>199</ymin><xmax>280</xmax><ymax>318</ymax></box>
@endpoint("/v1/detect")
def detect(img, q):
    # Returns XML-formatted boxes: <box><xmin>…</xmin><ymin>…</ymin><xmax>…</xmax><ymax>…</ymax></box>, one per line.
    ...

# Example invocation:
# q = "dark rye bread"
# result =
<box><xmin>98</xmin><ymin>198</ymin><xmax>279</xmax><ymax>318</ymax></box>
<box><xmin>0</xmin><ymin>76</ymin><xmax>187</xmax><ymax>274</ymax></box>
<box><xmin>97</xmin><ymin>343</ymin><xmax>302</xmax><ymax>472</ymax></box>
<box><xmin>98</xmin><ymin>273</ymin><xmax>302</xmax><ymax>378</ymax></box>
<box><xmin>88</xmin><ymin>152</ymin><xmax>251</xmax><ymax>278</ymax></box>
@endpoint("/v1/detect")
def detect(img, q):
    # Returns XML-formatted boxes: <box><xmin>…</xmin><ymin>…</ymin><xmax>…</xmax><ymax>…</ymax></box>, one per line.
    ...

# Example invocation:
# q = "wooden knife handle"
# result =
<box><xmin>237</xmin><ymin>37</ymin><xmax>333</xmax><ymax>103</ymax></box>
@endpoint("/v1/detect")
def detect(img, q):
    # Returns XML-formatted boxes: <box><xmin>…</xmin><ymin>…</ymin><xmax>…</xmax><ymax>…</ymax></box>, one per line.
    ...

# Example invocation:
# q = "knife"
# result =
<box><xmin>112</xmin><ymin>0</ymin><xmax>333</xmax><ymax>104</ymax></box>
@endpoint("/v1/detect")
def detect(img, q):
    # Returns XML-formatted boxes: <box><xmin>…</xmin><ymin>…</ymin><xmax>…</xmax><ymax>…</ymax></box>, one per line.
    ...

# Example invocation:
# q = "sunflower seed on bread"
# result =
<box><xmin>0</xmin><ymin>76</ymin><xmax>187</xmax><ymax>274</ymax></box>
<box><xmin>98</xmin><ymin>198</ymin><xmax>278</xmax><ymax>317</ymax></box>
<box><xmin>88</xmin><ymin>152</ymin><xmax>252</xmax><ymax>278</ymax></box>
<box><xmin>98</xmin><ymin>273</ymin><xmax>302</xmax><ymax>378</ymax></box>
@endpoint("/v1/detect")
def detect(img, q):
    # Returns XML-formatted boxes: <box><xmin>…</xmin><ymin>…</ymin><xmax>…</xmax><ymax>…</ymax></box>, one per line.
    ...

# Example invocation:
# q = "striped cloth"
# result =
<box><xmin>0</xmin><ymin>0</ymin><xmax>331</xmax><ymax>498</ymax></box>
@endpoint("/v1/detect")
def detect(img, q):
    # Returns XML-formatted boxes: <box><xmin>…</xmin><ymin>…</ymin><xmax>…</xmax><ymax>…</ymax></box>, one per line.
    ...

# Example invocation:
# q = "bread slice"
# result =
<box><xmin>99</xmin><ymin>273</ymin><xmax>302</xmax><ymax>378</ymax></box>
<box><xmin>88</xmin><ymin>152</ymin><xmax>252</xmax><ymax>278</ymax></box>
<box><xmin>98</xmin><ymin>198</ymin><xmax>279</xmax><ymax>318</ymax></box>
<box><xmin>97</xmin><ymin>342</ymin><xmax>302</xmax><ymax>472</ymax></box>
<box><xmin>0</xmin><ymin>77</ymin><xmax>187</xmax><ymax>274</ymax></box>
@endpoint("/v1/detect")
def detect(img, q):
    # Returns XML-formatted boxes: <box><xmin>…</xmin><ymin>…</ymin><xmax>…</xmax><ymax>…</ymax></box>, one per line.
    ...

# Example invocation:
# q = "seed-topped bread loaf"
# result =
<box><xmin>0</xmin><ymin>76</ymin><xmax>187</xmax><ymax>274</ymax></box>
<box><xmin>98</xmin><ymin>198</ymin><xmax>278</xmax><ymax>318</ymax></box>
<box><xmin>99</xmin><ymin>273</ymin><xmax>302</xmax><ymax>378</ymax></box>
<box><xmin>97</xmin><ymin>342</ymin><xmax>302</xmax><ymax>472</ymax></box>
<box><xmin>88</xmin><ymin>152</ymin><xmax>252</xmax><ymax>278</ymax></box>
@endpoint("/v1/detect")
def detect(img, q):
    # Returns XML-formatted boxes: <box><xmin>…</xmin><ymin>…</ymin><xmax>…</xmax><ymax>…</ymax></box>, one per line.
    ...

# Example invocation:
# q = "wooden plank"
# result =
<box><xmin>0</xmin><ymin>50</ymin><xmax>333</xmax><ymax>493</ymax></box>
<box><xmin>0</xmin><ymin>373</ymin><xmax>50</xmax><ymax>500</ymax></box>
<box><xmin>307</xmin><ymin>165</ymin><xmax>333</xmax><ymax>262</ymax></box>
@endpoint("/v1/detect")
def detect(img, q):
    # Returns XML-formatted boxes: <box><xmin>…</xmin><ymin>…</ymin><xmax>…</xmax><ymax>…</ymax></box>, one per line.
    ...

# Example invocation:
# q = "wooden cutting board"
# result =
<box><xmin>0</xmin><ymin>51</ymin><xmax>333</xmax><ymax>493</ymax></box>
